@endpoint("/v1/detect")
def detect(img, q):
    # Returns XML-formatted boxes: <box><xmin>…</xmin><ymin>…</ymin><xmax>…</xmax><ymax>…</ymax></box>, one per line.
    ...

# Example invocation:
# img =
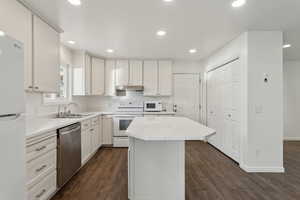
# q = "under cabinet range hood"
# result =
<box><xmin>116</xmin><ymin>85</ymin><xmax>144</xmax><ymax>91</ymax></box>
<box><xmin>116</xmin><ymin>85</ymin><xmax>144</xmax><ymax>96</ymax></box>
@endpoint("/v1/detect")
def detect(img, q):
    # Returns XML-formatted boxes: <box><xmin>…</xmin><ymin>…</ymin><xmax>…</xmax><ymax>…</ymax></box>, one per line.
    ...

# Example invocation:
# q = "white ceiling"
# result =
<box><xmin>23</xmin><ymin>0</ymin><xmax>300</xmax><ymax>60</ymax></box>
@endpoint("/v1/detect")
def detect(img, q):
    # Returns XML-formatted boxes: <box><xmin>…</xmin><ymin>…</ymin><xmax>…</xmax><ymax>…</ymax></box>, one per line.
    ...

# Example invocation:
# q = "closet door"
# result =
<box><xmin>207</xmin><ymin>70</ymin><xmax>218</xmax><ymax>148</ymax></box>
<box><xmin>223</xmin><ymin>60</ymin><xmax>241</xmax><ymax>162</ymax></box>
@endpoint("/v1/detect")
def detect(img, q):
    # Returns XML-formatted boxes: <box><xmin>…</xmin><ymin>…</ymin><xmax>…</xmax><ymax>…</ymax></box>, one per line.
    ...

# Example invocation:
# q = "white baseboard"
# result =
<box><xmin>284</xmin><ymin>137</ymin><xmax>300</xmax><ymax>141</ymax></box>
<box><xmin>240</xmin><ymin>165</ymin><xmax>285</xmax><ymax>173</ymax></box>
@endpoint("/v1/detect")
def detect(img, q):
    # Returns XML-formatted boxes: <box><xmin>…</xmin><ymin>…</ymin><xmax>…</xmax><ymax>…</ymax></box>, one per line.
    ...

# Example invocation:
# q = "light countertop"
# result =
<box><xmin>25</xmin><ymin>111</ymin><xmax>176</xmax><ymax>141</ymax></box>
<box><xmin>126</xmin><ymin>117</ymin><xmax>216</xmax><ymax>141</ymax></box>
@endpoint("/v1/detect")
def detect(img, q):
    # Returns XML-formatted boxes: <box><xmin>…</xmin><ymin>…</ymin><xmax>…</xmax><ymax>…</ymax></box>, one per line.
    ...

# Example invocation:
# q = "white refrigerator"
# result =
<box><xmin>0</xmin><ymin>34</ymin><xmax>26</xmax><ymax>199</ymax></box>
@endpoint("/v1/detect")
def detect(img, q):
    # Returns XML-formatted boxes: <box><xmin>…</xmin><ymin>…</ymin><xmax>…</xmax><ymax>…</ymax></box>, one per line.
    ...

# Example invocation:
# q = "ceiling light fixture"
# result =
<box><xmin>0</xmin><ymin>30</ymin><xmax>6</xmax><ymax>37</ymax></box>
<box><xmin>189</xmin><ymin>49</ymin><xmax>197</xmax><ymax>54</ymax></box>
<box><xmin>283</xmin><ymin>44</ymin><xmax>291</xmax><ymax>49</ymax></box>
<box><xmin>156</xmin><ymin>30</ymin><xmax>167</xmax><ymax>37</ymax></box>
<box><xmin>68</xmin><ymin>40</ymin><xmax>76</xmax><ymax>45</ymax></box>
<box><xmin>163</xmin><ymin>0</ymin><xmax>174</xmax><ymax>2</ymax></box>
<box><xmin>232</xmin><ymin>0</ymin><xmax>246</xmax><ymax>8</ymax></box>
<box><xmin>106</xmin><ymin>49</ymin><xmax>114</xmax><ymax>53</ymax></box>
<box><xmin>68</xmin><ymin>0</ymin><xmax>81</xmax><ymax>6</ymax></box>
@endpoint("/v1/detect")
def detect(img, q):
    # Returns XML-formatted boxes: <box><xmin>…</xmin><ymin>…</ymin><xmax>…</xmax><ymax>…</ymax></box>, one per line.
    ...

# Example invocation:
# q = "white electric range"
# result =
<box><xmin>113</xmin><ymin>102</ymin><xmax>143</xmax><ymax>147</ymax></box>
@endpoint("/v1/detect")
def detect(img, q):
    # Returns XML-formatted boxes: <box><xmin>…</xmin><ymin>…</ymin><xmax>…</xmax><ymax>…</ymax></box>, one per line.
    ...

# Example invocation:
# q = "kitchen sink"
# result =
<box><xmin>56</xmin><ymin>113</ymin><xmax>93</xmax><ymax>119</ymax></box>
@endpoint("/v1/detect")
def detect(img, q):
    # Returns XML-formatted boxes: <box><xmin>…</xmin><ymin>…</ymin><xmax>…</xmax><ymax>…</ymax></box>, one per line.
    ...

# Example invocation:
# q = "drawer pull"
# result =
<box><xmin>35</xmin><ymin>189</ymin><xmax>46</xmax><ymax>198</ymax></box>
<box><xmin>35</xmin><ymin>146</ymin><xmax>46</xmax><ymax>152</ymax></box>
<box><xmin>36</xmin><ymin>165</ymin><xmax>47</xmax><ymax>172</ymax></box>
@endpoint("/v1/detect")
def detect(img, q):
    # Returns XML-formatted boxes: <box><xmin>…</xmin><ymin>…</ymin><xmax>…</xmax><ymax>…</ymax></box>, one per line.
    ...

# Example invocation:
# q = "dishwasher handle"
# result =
<box><xmin>59</xmin><ymin>126</ymin><xmax>81</xmax><ymax>136</ymax></box>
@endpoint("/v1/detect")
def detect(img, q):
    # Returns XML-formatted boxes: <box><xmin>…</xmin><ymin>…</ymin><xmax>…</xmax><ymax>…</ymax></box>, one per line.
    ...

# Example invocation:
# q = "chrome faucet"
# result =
<box><xmin>57</xmin><ymin>102</ymin><xmax>79</xmax><ymax>118</ymax></box>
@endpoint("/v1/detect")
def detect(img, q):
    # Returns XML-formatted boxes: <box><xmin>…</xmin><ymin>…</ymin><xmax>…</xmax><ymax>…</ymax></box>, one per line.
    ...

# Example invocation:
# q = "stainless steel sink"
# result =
<box><xmin>56</xmin><ymin>113</ymin><xmax>92</xmax><ymax>119</ymax></box>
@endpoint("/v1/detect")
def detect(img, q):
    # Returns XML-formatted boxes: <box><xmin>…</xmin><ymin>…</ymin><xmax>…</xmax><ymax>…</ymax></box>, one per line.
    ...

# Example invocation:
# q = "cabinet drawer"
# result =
<box><xmin>27</xmin><ymin>149</ymin><xmax>56</xmax><ymax>189</ymax></box>
<box><xmin>27</xmin><ymin>136</ymin><xmax>57</xmax><ymax>162</ymax></box>
<box><xmin>27</xmin><ymin>171</ymin><xmax>57</xmax><ymax>200</ymax></box>
<box><xmin>81</xmin><ymin>120</ymin><xmax>91</xmax><ymax>130</ymax></box>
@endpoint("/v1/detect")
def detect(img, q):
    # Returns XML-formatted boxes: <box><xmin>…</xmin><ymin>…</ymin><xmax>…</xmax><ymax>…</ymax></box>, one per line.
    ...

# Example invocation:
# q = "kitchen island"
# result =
<box><xmin>126</xmin><ymin>117</ymin><xmax>215</xmax><ymax>200</ymax></box>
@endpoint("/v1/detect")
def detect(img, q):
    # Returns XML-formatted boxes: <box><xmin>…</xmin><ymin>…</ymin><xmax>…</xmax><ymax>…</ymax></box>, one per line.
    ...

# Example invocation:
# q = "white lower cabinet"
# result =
<box><xmin>26</xmin><ymin>133</ymin><xmax>57</xmax><ymax>200</ymax></box>
<box><xmin>81</xmin><ymin>117</ymin><xmax>103</xmax><ymax>165</ymax></box>
<box><xmin>102</xmin><ymin>116</ymin><xmax>113</xmax><ymax>145</ymax></box>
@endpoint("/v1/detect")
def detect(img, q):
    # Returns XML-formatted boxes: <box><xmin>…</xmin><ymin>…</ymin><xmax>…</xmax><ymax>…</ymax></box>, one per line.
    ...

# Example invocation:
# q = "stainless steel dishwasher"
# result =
<box><xmin>57</xmin><ymin>123</ymin><xmax>81</xmax><ymax>188</ymax></box>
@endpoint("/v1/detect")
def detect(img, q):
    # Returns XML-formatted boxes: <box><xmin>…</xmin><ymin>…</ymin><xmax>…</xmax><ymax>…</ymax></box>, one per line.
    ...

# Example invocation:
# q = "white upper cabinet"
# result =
<box><xmin>33</xmin><ymin>16</ymin><xmax>60</xmax><ymax>93</ymax></box>
<box><xmin>143</xmin><ymin>61</ymin><xmax>158</xmax><ymax>96</ymax></box>
<box><xmin>129</xmin><ymin>60</ymin><xmax>143</xmax><ymax>86</ymax></box>
<box><xmin>91</xmin><ymin>57</ymin><xmax>105</xmax><ymax>95</ymax></box>
<box><xmin>0</xmin><ymin>0</ymin><xmax>32</xmax><ymax>90</ymax></box>
<box><xmin>115</xmin><ymin>60</ymin><xmax>129</xmax><ymax>86</ymax></box>
<box><xmin>85</xmin><ymin>54</ymin><xmax>92</xmax><ymax>95</ymax></box>
<box><xmin>105</xmin><ymin>60</ymin><xmax>116</xmax><ymax>96</ymax></box>
<box><xmin>72</xmin><ymin>51</ymin><xmax>93</xmax><ymax>95</ymax></box>
<box><xmin>158</xmin><ymin>60</ymin><xmax>173</xmax><ymax>96</ymax></box>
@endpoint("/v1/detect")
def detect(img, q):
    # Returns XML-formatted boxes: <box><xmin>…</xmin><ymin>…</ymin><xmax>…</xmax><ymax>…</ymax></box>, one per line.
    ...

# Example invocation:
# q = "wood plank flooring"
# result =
<box><xmin>51</xmin><ymin>141</ymin><xmax>300</xmax><ymax>200</ymax></box>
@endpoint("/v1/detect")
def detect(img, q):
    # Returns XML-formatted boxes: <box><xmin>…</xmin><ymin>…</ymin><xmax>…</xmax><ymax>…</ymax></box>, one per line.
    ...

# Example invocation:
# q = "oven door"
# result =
<box><xmin>113</xmin><ymin>116</ymin><xmax>135</xmax><ymax>137</ymax></box>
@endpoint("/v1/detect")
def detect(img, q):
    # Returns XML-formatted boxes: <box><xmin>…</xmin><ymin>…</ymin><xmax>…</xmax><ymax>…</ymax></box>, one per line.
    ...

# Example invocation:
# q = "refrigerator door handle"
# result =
<box><xmin>0</xmin><ymin>114</ymin><xmax>21</xmax><ymax>121</ymax></box>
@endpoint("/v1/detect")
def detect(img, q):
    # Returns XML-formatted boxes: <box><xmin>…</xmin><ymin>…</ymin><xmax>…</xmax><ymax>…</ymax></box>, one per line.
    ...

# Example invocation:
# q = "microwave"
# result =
<box><xmin>144</xmin><ymin>101</ymin><xmax>163</xmax><ymax>112</ymax></box>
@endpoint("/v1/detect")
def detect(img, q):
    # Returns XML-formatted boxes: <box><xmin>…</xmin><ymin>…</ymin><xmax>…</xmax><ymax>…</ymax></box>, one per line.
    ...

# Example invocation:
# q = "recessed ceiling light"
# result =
<box><xmin>68</xmin><ymin>0</ymin><xmax>81</xmax><ymax>6</ymax></box>
<box><xmin>283</xmin><ymin>44</ymin><xmax>291</xmax><ymax>49</ymax></box>
<box><xmin>106</xmin><ymin>49</ymin><xmax>114</xmax><ymax>53</ymax></box>
<box><xmin>189</xmin><ymin>49</ymin><xmax>197</xmax><ymax>54</ymax></box>
<box><xmin>163</xmin><ymin>0</ymin><xmax>174</xmax><ymax>2</ymax></box>
<box><xmin>156</xmin><ymin>30</ymin><xmax>167</xmax><ymax>37</ymax></box>
<box><xmin>68</xmin><ymin>40</ymin><xmax>76</xmax><ymax>45</ymax></box>
<box><xmin>232</xmin><ymin>0</ymin><xmax>246</xmax><ymax>8</ymax></box>
<box><xmin>0</xmin><ymin>30</ymin><xmax>6</xmax><ymax>37</ymax></box>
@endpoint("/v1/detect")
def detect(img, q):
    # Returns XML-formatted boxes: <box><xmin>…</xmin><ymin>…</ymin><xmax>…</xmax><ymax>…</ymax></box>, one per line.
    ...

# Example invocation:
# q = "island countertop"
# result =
<box><xmin>126</xmin><ymin>117</ymin><xmax>216</xmax><ymax>141</ymax></box>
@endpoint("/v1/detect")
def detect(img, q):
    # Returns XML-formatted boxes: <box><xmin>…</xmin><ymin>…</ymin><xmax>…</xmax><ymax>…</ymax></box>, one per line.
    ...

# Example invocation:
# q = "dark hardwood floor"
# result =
<box><xmin>51</xmin><ymin>141</ymin><xmax>300</xmax><ymax>200</ymax></box>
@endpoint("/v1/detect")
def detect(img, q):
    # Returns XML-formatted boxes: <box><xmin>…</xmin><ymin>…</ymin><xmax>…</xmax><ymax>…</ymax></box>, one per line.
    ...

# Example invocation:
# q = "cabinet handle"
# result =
<box><xmin>34</xmin><ymin>86</ymin><xmax>39</xmax><ymax>90</ymax></box>
<box><xmin>228</xmin><ymin>114</ymin><xmax>232</xmax><ymax>118</ymax></box>
<box><xmin>28</xmin><ymin>86</ymin><xmax>33</xmax><ymax>89</ymax></box>
<box><xmin>36</xmin><ymin>165</ymin><xmax>47</xmax><ymax>172</ymax></box>
<box><xmin>35</xmin><ymin>146</ymin><xmax>46</xmax><ymax>152</ymax></box>
<box><xmin>35</xmin><ymin>189</ymin><xmax>46</xmax><ymax>198</ymax></box>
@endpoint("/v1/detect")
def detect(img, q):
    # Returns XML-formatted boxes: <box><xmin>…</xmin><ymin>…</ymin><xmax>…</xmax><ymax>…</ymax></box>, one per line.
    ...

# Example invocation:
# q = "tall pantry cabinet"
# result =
<box><xmin>207</xmin><ymin>59</ymin><xmax>242</xmax><ymax>163</ymax></box>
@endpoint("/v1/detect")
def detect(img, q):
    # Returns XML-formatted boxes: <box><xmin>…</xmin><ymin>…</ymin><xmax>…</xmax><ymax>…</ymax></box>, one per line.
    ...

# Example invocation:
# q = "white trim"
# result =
<box><xmin>240</xmin><ymin>164</ymin><xmax>285</xmax><ymax>173</ymax></box>
<box><xmin>284</xmin><ymin>137</ymin><xmax>300</xmax><ymax>141</ymax></box>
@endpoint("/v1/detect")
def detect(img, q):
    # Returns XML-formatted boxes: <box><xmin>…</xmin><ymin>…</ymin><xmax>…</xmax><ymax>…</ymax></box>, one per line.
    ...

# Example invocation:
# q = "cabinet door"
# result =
<box><xmin>105</xmin><ymin>60</ymin><xmax>116</xmax><ymax>96</ymax></box>
<box><xmin>33</xmin><ymin>16</ymin><xmax>60</xmax><ymax>93</ymax></box>
<box><xmin>116</xmin><ymin>60</ymin><xmax>129</xmax><ymax>86</ymax></box>
<box><xmin>143</xmin><ymin>61</ymin><xmax>158</xmax><ymax>96</ymax></box>
<box><xmin>129</xmin><ymin>60</ymin><xmax>143</xmax><ymax>86</ymax></box>
<box><xmin>85</xmin><ymin>54</ymin><xmax>92</xmax><ymax>95</ymax></box>
<box><xmin>158</xmin><ymin>60</ymin><xmax>173</xmax><ymax>96</ymax></box>
<box><xmin>98</xmin><ymin>118</ymin><xmax>103</xmax><ymax>148</ymax></box>
<box><xmin>102</xmin><ymin>117</ymin><xmax>113</xmax><ymax>145</ymax></box>
<box><xmin>81</xmin><ymin>129</ymin><xmax>88</xmax><ymax>164</ymax></box>
<box><xmin>0</xmin><ymin>0</ymin><xmax>33</xmax><ymax>90</ymax></box>
<box><xmin>91</xmin><ymin>58</ymin><xmax>105</xmax><ymax>95</ymax></box>
<box><xmin>91</xmin><ymin>126</ymin><xmax>98</xmax><ymax>153</ymax></box>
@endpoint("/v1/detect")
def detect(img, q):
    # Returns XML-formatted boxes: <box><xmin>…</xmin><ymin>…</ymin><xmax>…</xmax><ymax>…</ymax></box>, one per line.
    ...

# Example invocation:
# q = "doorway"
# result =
<box><xmin>173</xmin><ymin>73</ymin><xmax>201</xmax><ymax>122</ymax></box>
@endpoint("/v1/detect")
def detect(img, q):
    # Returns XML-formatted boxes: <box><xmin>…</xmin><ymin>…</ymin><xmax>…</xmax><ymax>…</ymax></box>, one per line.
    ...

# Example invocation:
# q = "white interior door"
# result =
<box><xmin>173</xmin><ymin>74</ymin><xmax>200</xmax><ymax>121</ymax></box>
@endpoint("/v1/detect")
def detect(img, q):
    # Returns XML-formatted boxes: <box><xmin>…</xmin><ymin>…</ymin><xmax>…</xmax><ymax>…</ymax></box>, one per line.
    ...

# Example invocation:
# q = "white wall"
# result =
<box><xmin>283</xmin><ymin>61</ymin><xmax>300</xmax><ymax>140</ymax></box>
<box><xmin>203</xmin><ymin>31</ymin><xmax>284</xmax><ymax>172</ymax></box>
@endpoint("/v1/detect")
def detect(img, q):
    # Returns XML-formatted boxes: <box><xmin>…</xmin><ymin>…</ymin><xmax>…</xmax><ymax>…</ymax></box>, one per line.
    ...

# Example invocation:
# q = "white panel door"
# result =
<box><xmin>158</xmin><ymin>60</ymin><xmax>173</xmax><ymax>96</ymax></box>
<box><xmin>173</xmin><ymin>74</ymin><xmax>200</xmax><ymax>121</ymax></box>
<box><xmin>33</xmin><ymin>16</ymin><xmax>60</xmax><ymax>93</ymax></box>
<box><xmin>0</xmin><ymin>0</ymin><xmax>32</xmax><ymax>91</ymax></box>
<box><xmin>143</xmin><ymin>61</ymin><xmax>158</xmax><ymax>96</ymax></box>
<box><xmin>105</xmin><ymin>60</ymin><xmax>116</xmax><ymax>96</ymax></box>
<box><xmin>116</xmin><ymin>60</ymin><xmax>129</xmax><ymax>86</ymax></box>
<box><xmin>129</xmin><ymin>60</ymin><xmax>143</xmax><ymax>86</ymax></box>
<box><xmin>91</xmin><ymin>58</ymin><xmax>105</xmax><ymax>95</ymax></box>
